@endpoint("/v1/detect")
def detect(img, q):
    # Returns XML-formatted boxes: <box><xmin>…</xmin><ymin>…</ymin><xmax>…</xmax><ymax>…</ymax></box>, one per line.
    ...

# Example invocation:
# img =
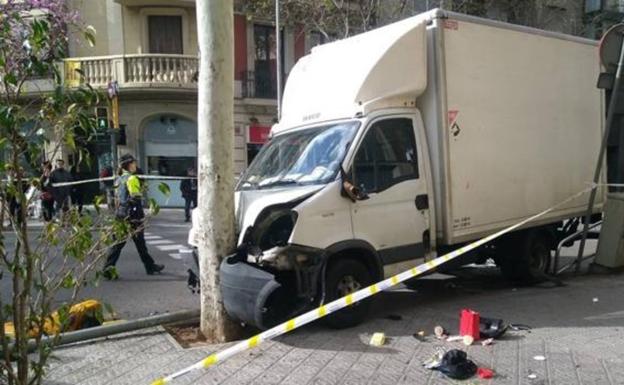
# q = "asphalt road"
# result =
<box><xmin>1</xmin><ymin>209</ymin><xmax>198</xmax><ymax>320</ymax></box>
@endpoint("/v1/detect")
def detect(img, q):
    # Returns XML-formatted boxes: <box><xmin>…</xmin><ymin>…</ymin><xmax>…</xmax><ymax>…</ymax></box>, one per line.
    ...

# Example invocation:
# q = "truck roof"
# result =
<box><xmin>274</xmin><ymin>8</ymin><xmax>597</xmax><ymax>135</ymax></box>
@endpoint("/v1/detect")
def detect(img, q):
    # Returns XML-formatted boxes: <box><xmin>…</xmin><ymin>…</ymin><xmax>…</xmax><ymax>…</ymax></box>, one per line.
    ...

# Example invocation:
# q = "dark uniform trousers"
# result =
<box><xmin>105</xmin><ymin>219</ymin><xmax>156</xmax><ymax>269</ymax></box>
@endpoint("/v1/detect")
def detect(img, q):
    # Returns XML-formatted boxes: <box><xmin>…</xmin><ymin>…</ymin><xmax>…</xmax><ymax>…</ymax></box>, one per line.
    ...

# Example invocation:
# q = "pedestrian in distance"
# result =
<box><xmin>99</xmin><ymin>165</ymin><xmax>114</xmax><ymax>212</ymax></box>
<box><xmin>70</xmin><ymin>164</ymin><xmax>84</xmax><ymax>214</ymax></box>
<box><xmin>180</xmin><ymin>167</ymin><xmax>197</xmax><ymax>222</ymax></box>
<box><xmin>102</xmin><ymin>153</ymin><xmax>164</xmax><ymax>280</ymax></box>
<box><xmin>49</xmin><ymin>158</ymin><xmax>72</xmax><ymax>217</ymax></box>
<box><xmin>39</xmin><ymin>161</ymin><xmax>55</xmax><ymax>222</ymax></box>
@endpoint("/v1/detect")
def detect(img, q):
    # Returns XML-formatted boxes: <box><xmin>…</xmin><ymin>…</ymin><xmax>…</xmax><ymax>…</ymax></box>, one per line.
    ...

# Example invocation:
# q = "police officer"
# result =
<box><xmin>103</xmin><ymin>154</ymin><xmax>164</xmax><ymax>279</ymax></box>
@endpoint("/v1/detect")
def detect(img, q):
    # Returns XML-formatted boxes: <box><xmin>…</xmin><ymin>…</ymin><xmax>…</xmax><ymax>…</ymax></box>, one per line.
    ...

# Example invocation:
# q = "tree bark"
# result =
<box><xmin>196</xmin><ymin>0</ymin><xmax>241</xmax><ymax>342</ymax></box>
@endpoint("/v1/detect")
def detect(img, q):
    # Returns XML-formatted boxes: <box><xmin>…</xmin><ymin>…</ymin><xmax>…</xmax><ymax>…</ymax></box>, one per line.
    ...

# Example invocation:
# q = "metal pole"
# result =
<box><xmin>575</xmin><ymin>37</ymin><xmax>624</xmax><ymax>273</ymax></box>
<box><xmin>275</xmin><ymin>0</ymin><xmax>282</xmax><ymax>121</ymax></box>
<box><xmin>4</xmin><ymin>309</ymin><xmax>199</xmax><ymax>355</ymax></box>
<box><xmin>110</xmin><ymin>129</ymin><xmax>117</xmax><ymax>169</ymax></box>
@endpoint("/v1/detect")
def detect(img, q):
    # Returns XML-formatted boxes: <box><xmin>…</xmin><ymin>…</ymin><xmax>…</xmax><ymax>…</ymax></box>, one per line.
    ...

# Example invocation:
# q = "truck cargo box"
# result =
<box><xmin>418</xmin><ymin>12</ymin><xmax>605</xmax><ymax>244</ymax></box>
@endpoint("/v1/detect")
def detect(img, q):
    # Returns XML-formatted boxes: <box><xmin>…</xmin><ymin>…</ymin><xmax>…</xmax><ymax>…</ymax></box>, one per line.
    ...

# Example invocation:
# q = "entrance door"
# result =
<box><xmin>350</xmin><ymin>116</ymin><xmax>430</xmax><ymax>270</ymax></box>
<box><xmin>144</xmin><ymin>115</ymin><xmax>197</xmax><ymax>208</ymax></box>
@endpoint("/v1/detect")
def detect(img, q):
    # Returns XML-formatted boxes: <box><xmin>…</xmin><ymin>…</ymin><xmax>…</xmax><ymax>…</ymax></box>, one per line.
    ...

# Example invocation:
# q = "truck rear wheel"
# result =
<box><xmin>322</xmin><ymin>259</ymin><xmax>373</xmax><ymax>329</ymax></box>
<box><xmin>498</xmin><ymin>230</ymin><xmax>552</xmax><ymax>284</ymax></box>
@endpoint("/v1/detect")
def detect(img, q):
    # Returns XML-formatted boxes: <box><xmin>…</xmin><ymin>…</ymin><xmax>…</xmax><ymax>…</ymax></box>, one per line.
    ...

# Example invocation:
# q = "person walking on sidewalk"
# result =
<box><xmin>70</xmin><ymin>164</ymin><xmax>85</xmax><ymax>214</ymax></box>
<box><xmin>103</xmin><ymin>154</ymin><xmax>164</xmax><ymax>280</ymax></box>
<box><xmin>40</xmin><ymin>161</ymin><xmax>55</xmax><ymax>221</ymax></box>
<box><xmin>180</xmin><ymin>167</ymin><xmax>197</xmax><ymax>222</ymax></box>
<box><xmin>49</xmin><ymin>159</ymin><xmax>72</xmax><ymax>217</ymax></box>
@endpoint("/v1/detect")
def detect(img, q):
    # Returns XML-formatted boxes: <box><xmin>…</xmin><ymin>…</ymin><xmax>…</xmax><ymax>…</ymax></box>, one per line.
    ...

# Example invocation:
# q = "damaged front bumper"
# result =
<box><xmin>220</xmin><ymin>244</ymin><xmax>324</xmax><ymax>330</ymax></box>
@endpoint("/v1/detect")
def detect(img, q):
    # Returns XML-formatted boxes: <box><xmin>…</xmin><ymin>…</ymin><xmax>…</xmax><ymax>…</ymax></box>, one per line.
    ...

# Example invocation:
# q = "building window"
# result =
<box><xmin>253</xmin><ymin>24</ymin><xmax>283</xmax><ymax>99</ymax></box>
<box><xmin>148</xmin><ymin>15</ymin><xmax>183</xmax><ymax>54</ymax></box>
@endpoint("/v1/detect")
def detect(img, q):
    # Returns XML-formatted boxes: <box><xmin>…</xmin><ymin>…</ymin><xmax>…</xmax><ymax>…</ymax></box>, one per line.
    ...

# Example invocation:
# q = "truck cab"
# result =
<box><xmin>190</xmin><ymin>13</ymin><xmax>436</xmax><ymax>330</ymax></box>
<box><xmin>214</xmin><ymin>109</ymin><xmax>435</xmax><ymax>329</ymax></box>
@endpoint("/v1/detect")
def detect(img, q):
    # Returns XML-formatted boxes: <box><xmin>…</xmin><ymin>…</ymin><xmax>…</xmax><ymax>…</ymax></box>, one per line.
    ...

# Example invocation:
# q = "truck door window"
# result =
<box><xmin>353</xmin><ymin>118</ymin><xmax>418</xmax><ymax>193</ymax></box>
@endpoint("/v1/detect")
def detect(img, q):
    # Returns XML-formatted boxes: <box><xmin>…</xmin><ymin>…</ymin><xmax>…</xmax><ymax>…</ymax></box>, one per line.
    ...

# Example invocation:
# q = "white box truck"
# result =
<box><xmin>188</xmin><ymin>9</ymin><xmax>605</xmax><ymax>329</ymax></box>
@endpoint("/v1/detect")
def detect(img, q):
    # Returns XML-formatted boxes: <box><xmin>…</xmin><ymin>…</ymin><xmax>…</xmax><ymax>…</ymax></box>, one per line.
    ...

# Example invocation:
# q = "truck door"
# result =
<box><xmin>350</xmin><ymin>116</ymin><xmax>430</xmax><ymax>271</ymax></box>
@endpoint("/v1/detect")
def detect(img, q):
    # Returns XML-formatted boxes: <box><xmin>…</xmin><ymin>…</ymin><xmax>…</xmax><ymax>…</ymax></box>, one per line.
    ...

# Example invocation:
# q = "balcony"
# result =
<box><xmin>63</xmin><ymin>54</ymin><xmax>199</xmax><ymax>91</ymax></box>
<box><xmin>241</xmin><ymin>70</ymin><xmax>278</xmax><ymax>99</ymax></box>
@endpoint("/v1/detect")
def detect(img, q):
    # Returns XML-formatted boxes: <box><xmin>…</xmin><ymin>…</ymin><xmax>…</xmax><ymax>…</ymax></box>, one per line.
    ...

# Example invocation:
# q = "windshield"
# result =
<box><xmin>238</xmin><ymin>121</ymin><xmax>360</xmax><ymax>190</ymax></box>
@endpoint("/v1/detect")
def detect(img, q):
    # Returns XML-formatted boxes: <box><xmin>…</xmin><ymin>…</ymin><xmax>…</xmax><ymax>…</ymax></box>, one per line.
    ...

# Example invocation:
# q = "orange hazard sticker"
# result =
<box><xmin>444</xmin><ymin>20</ymin><xmax>458</xmax><ymax>30</ymax></box>
<box><xmin>448</xmin><ymin>110</ymin><xmax>459</xmax><ymax>125</ymax></box>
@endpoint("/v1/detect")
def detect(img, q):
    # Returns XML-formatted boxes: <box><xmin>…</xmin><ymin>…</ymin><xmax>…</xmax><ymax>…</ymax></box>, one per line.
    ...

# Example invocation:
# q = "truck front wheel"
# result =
<box><xmin>498</xmin><ymin>230</ymin><xmax>552</xmax><ymax>284</ymax></box>
<box><xmin>322</xmin><ymin>259</ymin><xmax>373</xmax><ymax>329</ymax></box>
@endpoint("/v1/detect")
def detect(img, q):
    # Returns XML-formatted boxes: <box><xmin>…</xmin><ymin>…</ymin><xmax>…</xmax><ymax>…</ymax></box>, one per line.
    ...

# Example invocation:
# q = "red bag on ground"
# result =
<box><xmin>477</xmin><ymin>367</ymin><xmax>494</xmax><ymax>379</ymax></box>
<box><xmin>459</xmin><ymin>309</ymin><xmax>480</xmax><ymax>341</ymax></box>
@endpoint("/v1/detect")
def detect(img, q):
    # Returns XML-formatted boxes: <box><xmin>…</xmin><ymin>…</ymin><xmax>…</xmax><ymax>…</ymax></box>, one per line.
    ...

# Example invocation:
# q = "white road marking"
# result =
<box><xmin>169</xmin><ymin>253</ymin><xmax>183</xmax><ymax>260</ymax></box>
<box><xmin>144</xmin><ymin>235</ymin><xmax>162</xmax><ymax>240</ymax></box>
<box><xmin>156</xmin><ymin>244</ymin><xmax>185</xmax><ymax>251</ymax></box>
<box><xmin>146</xmin><ymin>240</ymin><xmax>174</xmax><ymax>245</ymax></box>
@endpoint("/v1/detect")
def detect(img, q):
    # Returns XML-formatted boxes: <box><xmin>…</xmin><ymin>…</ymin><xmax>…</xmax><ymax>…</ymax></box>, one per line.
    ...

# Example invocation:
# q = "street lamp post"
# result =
<box><xmin>276</xmin><ymin>0</ymin><xmax>282</xmax><ymax>121</ymax></box>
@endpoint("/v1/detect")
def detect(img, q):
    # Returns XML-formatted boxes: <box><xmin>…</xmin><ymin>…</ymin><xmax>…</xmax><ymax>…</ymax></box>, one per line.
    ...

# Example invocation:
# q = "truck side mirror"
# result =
<box><xmin>342</xmin><ymin>179</ymin><xmax>369</xmax><ymax>202</ymax></box>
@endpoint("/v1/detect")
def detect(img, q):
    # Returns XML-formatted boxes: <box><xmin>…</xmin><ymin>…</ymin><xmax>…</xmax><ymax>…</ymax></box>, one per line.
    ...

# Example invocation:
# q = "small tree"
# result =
<box><xmin>242</xmin><ymin>0</ymin><xmax>587</xmax><ymax>41</ymax></box>
<box><xmin>0</xmin><ymin>1</ymin><xmax>129</xmax><ymax>384</ymax></box>
<box><xmin>241</xmin><ymin>0</ymin><xmax>419</xmax><ymax>40</ymax></box>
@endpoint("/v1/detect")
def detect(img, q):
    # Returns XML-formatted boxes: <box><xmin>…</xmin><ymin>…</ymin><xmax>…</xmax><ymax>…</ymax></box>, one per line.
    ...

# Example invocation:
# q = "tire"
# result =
<box><xmin>497</xmin><ymin>231</ymin><xmax>552</xmax><ymax>284</ymax></box>
<box><xmin>322</xmin><ymin>259</ymin><xmax>373</xmax><ymax>329</ymax></box>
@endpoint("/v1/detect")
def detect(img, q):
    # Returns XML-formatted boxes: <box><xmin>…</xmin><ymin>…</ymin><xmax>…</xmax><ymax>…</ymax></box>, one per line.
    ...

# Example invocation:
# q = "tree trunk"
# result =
<box><xmin>196</xmin><ymin>0</ymin><xmax>241</xmax><ymax>342</ymax></box>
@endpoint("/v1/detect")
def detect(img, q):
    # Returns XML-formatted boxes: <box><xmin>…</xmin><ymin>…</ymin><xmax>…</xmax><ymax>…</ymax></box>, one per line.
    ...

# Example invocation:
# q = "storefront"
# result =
<box><xmin>142</xmin><ymin>115</ymin><xmax>197</xmax><ymax>208</ymax></box>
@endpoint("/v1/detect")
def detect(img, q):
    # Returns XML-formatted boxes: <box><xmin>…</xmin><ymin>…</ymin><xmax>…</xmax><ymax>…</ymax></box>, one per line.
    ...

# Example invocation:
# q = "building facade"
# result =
<box><xmin>21</xmin><ymin>0</ymin><xmax>624</xmax><ymax>206</ymax></box>
<box><xmin>56</xmin><ymin>0</ymin><xmax>309</xmax><ymax>206</ymax></box>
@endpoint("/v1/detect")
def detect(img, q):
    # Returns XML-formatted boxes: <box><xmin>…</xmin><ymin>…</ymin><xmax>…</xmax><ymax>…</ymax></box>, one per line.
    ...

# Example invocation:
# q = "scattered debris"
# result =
<box><xmin>386</xmin><ymin>314</ymin><xmax>403</xmax><ymax>321</ymax></box>
<box><xmin>593</xmin><ymin>298</ymin><xmax>599</xmax><ymax>303</ymax></box>
<box><xmin>480</xmin><ymin>317</ymin><xmax>507</xmax><ymax>339</ymax></box>
<box><xmin>477</xmin><ymin>367</ymin><xmax>494</xmax><ymax>379</ymax></box>
<box><xmin>413</xmin><ymin>330</ymin><xmax>426</xmax><ymax>342</ymax></box>
<box><xmin>481</xmin><ymin>338</ymin><xmax>494</xmax><ymax>346</ymax></box>
<box><xmin>533</xmin><ymin>355</ymin><xmax>546</xmax><ymax>361</ymax></box>
<box><xmin>370</xmin><ymin>332</ymin><xmax>386</xmax><ymax>346</ymax></box>
<box><xmin>446</xmin><ymin>335</ymin><xmax>464</xmax><ymax>342</ymax></box>
<box><xmin>463</xmin><ymin>335</ymin><xmax>474</xmax><ymax>346</ymax></box>
<box><xmin>423</xmin><ymin>349</ymin><xmax>445</xmax><ymax>369</ymax></box>
<box><xmin>528</xmin><ymin>372</ymin><xmax>538</xmax><ymax>380</ymax></box>
<box><xmin>431</xmin><ymin>349</ymin><xmax>478</xmax><ymax>380</ymax></box>
<box><xmin>460</xmin><ymin>309</ymin><xmax>481</xmax><ymax>341</ymax></box>
<box><xmin>509</xmin><ymin>324</ymin><xmax>532</xmax><ymax>331</ymax></box>
<box><xmin>434</xmin><ymin>325</ymin><xmax>447</xmax><ymax>339</ymax></box>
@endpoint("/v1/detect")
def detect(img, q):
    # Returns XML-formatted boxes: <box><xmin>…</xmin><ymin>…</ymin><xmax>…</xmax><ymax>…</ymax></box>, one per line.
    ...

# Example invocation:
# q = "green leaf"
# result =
<box><xmin>64</xmin><ymin>130</ymin><xmax>76</xmax><ymax>150</ymax></box>
<box><xmin>157</xmin><ymin>182</ymin><xmax>170</xmax><ymax>197</ymax></box>
<box><xmin>103</xmin><ymin>302</ymin><xmax>115</xmax><ymax>318</ymax></box>
<box><xmin>4</xmin><ymin>73</ymin><xmax>17</xmax><ymax>86</ymax></box>
<box><xmin>148</xmin><ymin>198</ymin><xmax>160</xmax><ymax>216</ymax></box>
<box><xmin>60</xmin><ymin>274</ymin><xmax>77</xmax><ymax>289</ymax></box>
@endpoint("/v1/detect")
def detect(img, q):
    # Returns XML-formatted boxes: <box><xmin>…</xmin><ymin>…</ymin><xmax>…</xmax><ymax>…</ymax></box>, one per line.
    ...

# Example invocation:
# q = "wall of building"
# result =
<box><xmin>68</xmin><ymin>0</ymin><xmax>111</xmax><ymax>57</ymax></box>
<box><xmin>120</xmin><ymin>5</ymin><xmax>198</xmax><ymax>55</ymax></box>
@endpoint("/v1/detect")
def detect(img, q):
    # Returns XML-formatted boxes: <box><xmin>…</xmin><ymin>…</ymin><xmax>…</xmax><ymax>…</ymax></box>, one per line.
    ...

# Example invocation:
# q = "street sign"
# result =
<box><xmin>107</xmin><ymin>81</ymin><xmax>119</xmax><ymax>99</ymax></box>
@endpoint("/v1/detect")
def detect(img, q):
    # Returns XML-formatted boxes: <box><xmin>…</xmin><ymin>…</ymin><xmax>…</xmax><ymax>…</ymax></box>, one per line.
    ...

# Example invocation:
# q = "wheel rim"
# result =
<box><xmin>336</xmin><ymin>275</ymin><xmax>361</xmax><ymax>297</ymax></box>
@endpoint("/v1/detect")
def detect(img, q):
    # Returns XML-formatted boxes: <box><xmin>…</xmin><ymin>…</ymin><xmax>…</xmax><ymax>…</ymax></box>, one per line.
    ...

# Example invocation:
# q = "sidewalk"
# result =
<box><xmin>43</xmin><ymin>269</ymin><xmax>624</xmax><ymax>385</ymax></box>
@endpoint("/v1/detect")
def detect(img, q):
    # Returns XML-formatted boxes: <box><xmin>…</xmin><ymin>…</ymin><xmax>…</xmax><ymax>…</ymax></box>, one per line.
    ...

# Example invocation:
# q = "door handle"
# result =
<box><xmin>415</xmin><ymin>194</ymin><xmax>429</xmax><ymax>210</ymax></box>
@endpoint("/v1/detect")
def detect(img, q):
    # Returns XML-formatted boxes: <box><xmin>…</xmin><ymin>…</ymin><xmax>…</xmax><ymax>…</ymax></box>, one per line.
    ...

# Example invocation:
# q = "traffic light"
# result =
<box><xmin>95</xmin><ymin>107</ymin><xmax>109</xmax><ymax>132</ymax></box>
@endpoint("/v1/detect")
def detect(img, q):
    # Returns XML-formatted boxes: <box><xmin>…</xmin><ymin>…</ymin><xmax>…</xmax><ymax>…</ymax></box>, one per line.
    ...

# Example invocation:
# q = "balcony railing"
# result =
<box><xmin>241</xmin><ymin>70</ymin><xmax>277</xmax><ymax>99</ymax></box>
<box><xmin>64</xmin><ymin>54</ymin><xmax>199</xmax><ymax>89</ymax></box>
